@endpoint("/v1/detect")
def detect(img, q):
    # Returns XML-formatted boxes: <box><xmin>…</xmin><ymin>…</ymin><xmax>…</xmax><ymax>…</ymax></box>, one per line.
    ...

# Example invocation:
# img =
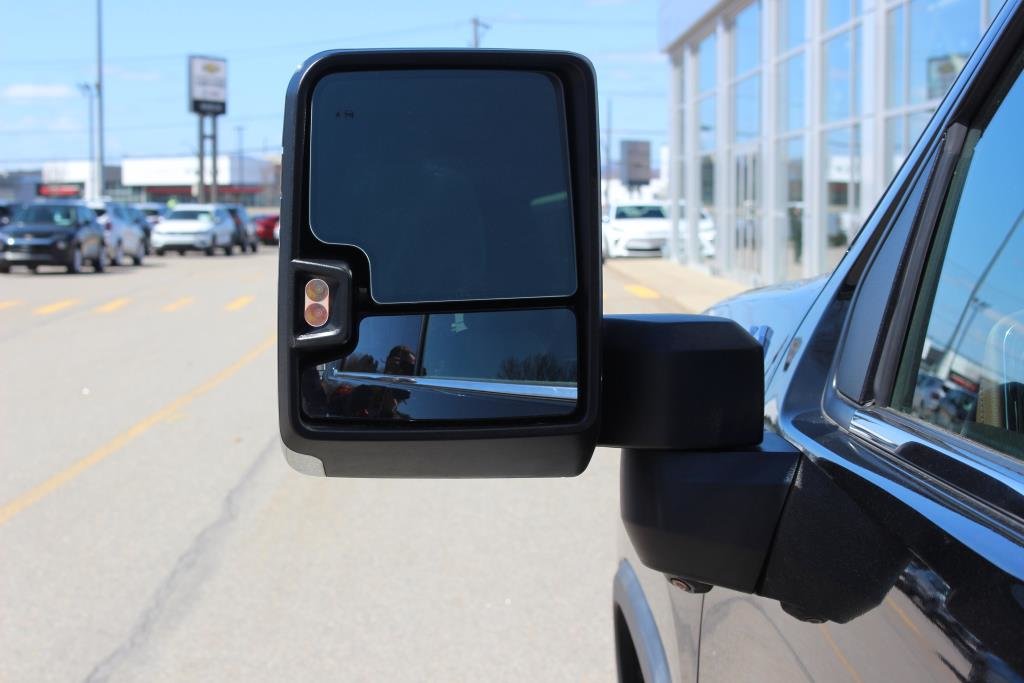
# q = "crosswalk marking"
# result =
<box><xmin>94</xmin><ymin>297</ymin><xmax>131</xmax><ymax>314</ymax></box>
<box><xmin>162</xmin><ymin>297</ymin><xmax>194</xmax><ymax>312</ymax></box>
<box><xmin>32</xmin><ymin>299</ymin><xmax>79</xmax><ymax>316</ymax></box>
<box><xmin>224</xmin><ymin>295</ymin><xmax>254</xmax><ymax>312</ymax></box>
<box><xmin>0</xmin><ymin>300</ymin><xmax>23</xmax><ymax>310</ymax></box>
<box><xmin>624</xmin><ymin>284</ymin><xmax>661</xmax><ymax>300</ymax></box>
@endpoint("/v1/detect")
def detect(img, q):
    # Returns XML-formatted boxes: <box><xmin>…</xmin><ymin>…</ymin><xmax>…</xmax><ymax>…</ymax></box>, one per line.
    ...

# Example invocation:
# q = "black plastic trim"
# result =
<box><xmin>620</xmin><ymin>432</ymin><xmax>800</xmax><ymax>594</ymax></box>
<box><xmin>599</xmin><ymin>315</ymin><xmax>764</xmax><ymax>450</ymax></box>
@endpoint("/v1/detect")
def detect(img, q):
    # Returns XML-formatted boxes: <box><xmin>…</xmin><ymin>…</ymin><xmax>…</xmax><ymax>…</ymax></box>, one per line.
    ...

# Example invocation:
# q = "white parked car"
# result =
<box><xmin>87</xmin><ymin>200</ymin><xmax>146</xmax><ymax>266</ymax></box>
<box><xmin>151</xmin><ymin>204</ymin><xmax>238</xmax><ymax>256</ymax></box>
<box><xmin>602</xmin><ymin>202</ymin><xmax>715</xmax><ymax>260</ymax></box>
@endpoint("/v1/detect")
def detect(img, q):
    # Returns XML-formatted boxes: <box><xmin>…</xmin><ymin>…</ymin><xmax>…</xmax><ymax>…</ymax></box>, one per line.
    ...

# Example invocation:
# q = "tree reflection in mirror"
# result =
<box><xmin>301</xmin><ymin>308</ymin><xmax>578</xmax><ymax>421</ymax></box>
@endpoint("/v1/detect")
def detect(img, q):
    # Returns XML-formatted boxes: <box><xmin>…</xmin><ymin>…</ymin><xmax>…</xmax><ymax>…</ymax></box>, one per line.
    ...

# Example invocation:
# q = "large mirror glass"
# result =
<box><xmin>309</xmin><ymin>70</ymin><xmax>577</xmax><ymax>304</ymax></box>
<box><xmin>301</xmin><ymin>308</ymin><xmax>577</xmax><ymax>421</ymax></box>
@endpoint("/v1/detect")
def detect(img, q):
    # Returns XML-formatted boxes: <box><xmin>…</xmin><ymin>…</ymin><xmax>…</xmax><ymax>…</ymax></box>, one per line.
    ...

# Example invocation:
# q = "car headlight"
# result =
<box><xmin>55</xmin><ymin>240</ymin><xmax>67</xmax><ymax>250</ymax></box>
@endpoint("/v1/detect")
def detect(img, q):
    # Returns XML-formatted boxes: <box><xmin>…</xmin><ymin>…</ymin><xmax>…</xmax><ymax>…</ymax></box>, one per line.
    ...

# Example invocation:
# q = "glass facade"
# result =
<box><xmin>669</xmin><ymin>0</ymin><xmax>993</xmax><ymax>285</ymax></box>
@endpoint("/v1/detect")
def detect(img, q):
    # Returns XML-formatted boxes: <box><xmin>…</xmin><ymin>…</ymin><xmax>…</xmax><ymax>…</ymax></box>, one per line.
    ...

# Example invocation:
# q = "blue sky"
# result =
<box><xmin>0</xmin><ymin>0</ymin><xmax>668</xmax><ymax>169</ymax></box>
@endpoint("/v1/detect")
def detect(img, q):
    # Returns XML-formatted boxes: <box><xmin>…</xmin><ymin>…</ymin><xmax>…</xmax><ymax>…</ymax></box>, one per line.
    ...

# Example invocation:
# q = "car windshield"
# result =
<box><xmin>14</xmin><ymin>205</ymin><xmax>77</xmax><ymax>226</ymax></box>
<box><xmin>615</xmin><ymin>205</ymin><xmax>666</xmax><ymax>219</ymax></box>
<box><xmin>167</xmin><ymin>210</ymin><xmax>213</xmax><ymax>221</ymax></box>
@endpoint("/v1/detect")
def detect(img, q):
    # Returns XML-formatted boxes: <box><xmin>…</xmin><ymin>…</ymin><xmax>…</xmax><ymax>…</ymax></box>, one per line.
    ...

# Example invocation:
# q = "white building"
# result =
<box><xmin>122</xmin><ymin>154</ymin><xmax>275</xmax><ymax>203</ymax></box>
<box><xmin>660</xmin><ymin>0</ymin><xmax>1003</xmax><ymax>285</ymax></box>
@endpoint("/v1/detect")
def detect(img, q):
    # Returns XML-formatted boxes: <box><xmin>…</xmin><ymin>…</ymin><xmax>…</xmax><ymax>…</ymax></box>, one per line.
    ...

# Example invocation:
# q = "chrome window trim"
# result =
<box><xmin>850</xmin><ymin>407</ymin><xmax>1024</xmax><ymax>501</ymax></box>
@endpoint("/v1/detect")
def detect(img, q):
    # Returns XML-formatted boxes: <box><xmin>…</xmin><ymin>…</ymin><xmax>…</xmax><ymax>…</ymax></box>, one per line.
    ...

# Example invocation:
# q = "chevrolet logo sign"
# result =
<box><xmin>202</xmin><ymin>63</ymin><xmax>221</xmax><ymax>74</ymax></box>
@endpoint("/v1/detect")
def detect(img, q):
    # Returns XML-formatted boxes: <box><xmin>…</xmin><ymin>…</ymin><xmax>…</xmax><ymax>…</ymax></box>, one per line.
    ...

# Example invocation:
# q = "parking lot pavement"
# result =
<box><xmin>604</xmin><ymin>257</ymin><xmax>748</xmax><ymax>313</ymax></box>
<box><xmin>0</xmin><ymin>253</ymin><xmax>700</xmax><ymax>682</ymax></box>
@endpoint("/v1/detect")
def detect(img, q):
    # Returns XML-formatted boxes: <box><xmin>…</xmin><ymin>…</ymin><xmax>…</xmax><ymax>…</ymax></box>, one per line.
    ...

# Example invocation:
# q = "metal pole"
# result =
<box><xmin>211</xmin><ymin>115</ymin><xmax>219</xmax><ymax>203</ymax></box>
<box><xmin>96</xmin><ymin>0</ymin><xmax>105</xmax><ymax>197</ymax></box>
<box><xmin>79</xmin><ymin>84</ymin><xmax>96</xmax><ymax>200</ymax></box>
<box><xmin>236</xmin><ymin>124</ymin><xmax>244</xmax><ymax>189</ymax></box>
<box><xmin>604</xmin><ymin>98</ymin><xmax>612</xmax><ymax>213</ymax></box>
<box><xmin>198</xmin><ymin>114</ymin><xmax>205</xmax><ymax>202</ymax></box>
<box><xmin>471</xmin><ymin>17</ymin><xmax>489</xmax><ymax>48</ymax></box>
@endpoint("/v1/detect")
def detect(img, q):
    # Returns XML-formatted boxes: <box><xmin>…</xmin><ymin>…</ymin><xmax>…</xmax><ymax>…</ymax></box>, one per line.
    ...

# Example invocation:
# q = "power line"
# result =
<box><xmin>0</xmin><ymin>113</ymin><xmax>282</xmax><ymax>136</ymax></box>
<box><xmin>1</xmin><ymin>21</ymin><xmax>467</xmax><ymax>68</ymax></box>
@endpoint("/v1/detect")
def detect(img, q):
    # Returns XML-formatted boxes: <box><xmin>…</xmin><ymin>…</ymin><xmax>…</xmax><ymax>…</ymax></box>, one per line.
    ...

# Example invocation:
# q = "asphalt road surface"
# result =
<box><xmin>0</xmin><ymin>250</ymin><xmax>688</xmax><ymax>682</ymax></box>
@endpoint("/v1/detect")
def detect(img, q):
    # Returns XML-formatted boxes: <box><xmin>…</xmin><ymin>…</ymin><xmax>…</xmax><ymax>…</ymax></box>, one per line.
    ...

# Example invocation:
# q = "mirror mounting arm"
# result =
<box><xmin>598</xmin><ymin>315</ymin><xmax>764</xmax><ymax>451</ymax></box>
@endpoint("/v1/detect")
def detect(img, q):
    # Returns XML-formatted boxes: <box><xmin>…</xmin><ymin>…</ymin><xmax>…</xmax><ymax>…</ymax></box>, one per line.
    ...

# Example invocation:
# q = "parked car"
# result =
<box><xmin>87</xmin><ymin>200</ymin><xmax>146</xmax><ymax>266</ymax></box>
<box><xmin>0</xmin><ymin>200</ymin><xmax>108</xmax><ymax>273</ymax></box>
<box><xmin>151</xmin><ymin>204</ymin><xmax>237</xmax><ymax>256</ymax></box>
<box><xmin>124</xmin><ymin>204</ymin><xmax>154</xmax><ymax>254</ymax></box>
<box><xmin>224</xmin><ymin>204</ymin><xmax>259</xmax><ymax>253</ymax></box>
<box><xmin>278</xmin><ymin>20</ymin><xmax>1024</xmax><ymax>681</ymax></box>
<box><xmin>912</xmin><ymin>373</ymin><xmax>947</xmax><ymax>414</ymax></box>
<box><xmin>135</xmin><ymin>202</ymin><xmax>167</xmax><ymax>227</ymax></box>
<box><xmin>0</xmin><ymin>200</ymin><xmax>21</xmax><ymax>227</ymax></box>
<box><xmin>253</xmin><ymin>213</ymin><xmax>279</xmax><ymax>244</ymax></box>
<box><xmin>602</xmin><ymin>201</ymin><xmax>715</xmax><ymax>260</ymax></box>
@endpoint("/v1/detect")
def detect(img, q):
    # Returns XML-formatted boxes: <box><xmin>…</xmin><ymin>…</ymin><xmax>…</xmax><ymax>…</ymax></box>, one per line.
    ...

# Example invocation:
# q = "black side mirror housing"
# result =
<box><xmin>276</xmin><ymin>49</ymin><xmax>770</xmax><ymax>481</ymax></box>
<box><xmin>278</xmin><ymin>50</ymin><xmax>602</xmax><ymax>478</ymax></box>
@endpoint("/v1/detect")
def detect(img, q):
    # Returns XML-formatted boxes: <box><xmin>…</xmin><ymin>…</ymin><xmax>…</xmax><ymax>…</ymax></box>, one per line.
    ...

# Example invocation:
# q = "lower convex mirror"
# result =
<box><xmin>302</xmin><ymin>309</ymin><xmax>578</xmax><ymax>421</ymax></box>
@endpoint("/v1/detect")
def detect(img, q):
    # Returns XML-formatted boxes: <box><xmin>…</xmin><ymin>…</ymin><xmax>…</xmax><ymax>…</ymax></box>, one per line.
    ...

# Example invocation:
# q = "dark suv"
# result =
<box><xmin>0</xmin><ymin>201</ymin><xmax>108</xmax><ymax>274</ymax></box>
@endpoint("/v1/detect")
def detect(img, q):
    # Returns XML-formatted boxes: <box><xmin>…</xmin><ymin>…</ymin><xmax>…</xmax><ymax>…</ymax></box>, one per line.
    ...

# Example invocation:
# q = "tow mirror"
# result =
<box><xmin>277</xmin><ymin>50</ymin><xmax>602</xmax><ymax>477</ymax></box>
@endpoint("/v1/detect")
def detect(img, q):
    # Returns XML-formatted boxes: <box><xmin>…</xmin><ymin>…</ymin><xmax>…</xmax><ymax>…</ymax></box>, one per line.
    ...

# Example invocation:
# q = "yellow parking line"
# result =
<box><xmin>94</xmin><ymin>297</ymin><xmax>131</xmax><ymax>314</ymax></box>
<box><xmin>624</xmin><ymin>284</ymin><xmax>661</xmax><ymax>300</ymax></box>
<box><xmin>819</xmin><ymin>624</ymin><xmax>864</xmax><ymax>683</ymax></box>
<box><xmin>162</xmin><ymin>296</ymin><xmax>194</xmax><ymax>312</ymax></box>
<box><xmin>32</xmin><ymin>299</ymin><xmax>79</xmax><ymax>316</ymax></box>
<box><xmin>0</xmin><ymin>300</ymin><xmax>23</xmax><ymax>310</ymax></box>
<box><xmin>0</xmin><ymin>334</ymin><xmax>276</xmax><ymax>528</ymax></box>
<box><xmin>225</xmin><ymin>295</ymin><xmax>254</xmax><ymax>312</ymax></box>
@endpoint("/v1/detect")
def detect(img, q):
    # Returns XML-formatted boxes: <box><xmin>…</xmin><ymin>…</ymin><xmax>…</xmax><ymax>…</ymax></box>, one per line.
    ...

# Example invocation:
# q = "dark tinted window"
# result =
<box><xmin>15</xmin><ymin>204</ymin><xmax>78</xmax><ymax>226</ymax></box>
<box><xmin>894</xmin><ymin>58</ymin><xmax>1024</xmax><ymax>460</ymax></box>
<box><xmin>167</xmin><ymin>210</ymin><xmax>214</xmax><ymax>221</ymax></box>
<box><xmin>309</xmin><ymin>70</ymin><xmax>576</xmax><ymax>304</ymax></box>
<box><xmin>614</xmin><ymin>205</ymin><xmax>667</xmax><ymax>219</ymax></box>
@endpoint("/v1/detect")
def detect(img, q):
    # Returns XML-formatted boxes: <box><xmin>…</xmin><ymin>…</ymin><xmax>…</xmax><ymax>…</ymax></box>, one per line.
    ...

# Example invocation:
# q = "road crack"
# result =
<box><xmin>84</xmin><ymin>435</ymin><xmax>278</xmax><ymax>682</ymax></box>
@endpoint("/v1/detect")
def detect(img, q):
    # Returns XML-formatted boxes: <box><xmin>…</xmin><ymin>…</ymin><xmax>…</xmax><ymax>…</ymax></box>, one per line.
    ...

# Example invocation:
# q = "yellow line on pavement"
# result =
<box><xmin>32</xmin><ymin>298</ymin><xmax>79</xmax><ymax>316</ymax></box>
<box><xmin>162</xmin><ymin>296</ymin><xmax>194</xmax><ymax>312</ymax></box>
<box><xmin>0</xmin><ymin>300</ymin><xmax>23</xmax><ymax>310</ymax></box>
<box><xmin>94</xmin><ymin>297</ymin><xmax>131</xmax><ymax>314</ymax></box>
<box><xmin>819</xmin><ymin>624</ymin><xmax>864</xmax><ymax>683</ymax></box>
<box><xmin>225</xmin><ymin>295</ymin><xmax>254</xmax><ymax>311</ymax></box>
<box><xmin>0</xmin><ymin>334</ymin><xmax>276</xmax><ymax>528</ymax></box>
<box><xmin>624</xmin><ymin>284</ymin><xmax>661</xmax><ymax>300</ymax></box>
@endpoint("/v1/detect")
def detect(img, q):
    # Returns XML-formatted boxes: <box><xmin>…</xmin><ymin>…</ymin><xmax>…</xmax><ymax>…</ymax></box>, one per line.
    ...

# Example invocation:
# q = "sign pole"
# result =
<box><xmin>198</xmin><ymin>113</ymin><xmax>206</xmax><ymax>202</ymax></box>
<box><xmin>188</xmin><ymin>55</ymin><xmax>227</xmax><ymax>203</ymax></box>
<box><xmin>211</xmin><ymin>114</ymin><xmax>219</xmax><ymax>203</ymax></box>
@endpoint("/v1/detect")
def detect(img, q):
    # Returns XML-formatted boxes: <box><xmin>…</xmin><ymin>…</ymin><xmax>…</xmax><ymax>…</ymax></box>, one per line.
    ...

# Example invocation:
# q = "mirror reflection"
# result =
<box><xmin>302</xmin><ymin>308</ymin><xmax>577</xmax><ymax>421</ymax></box>
<box><xmin>308</xmin><ymin>70</ymin><xmax>577</xmax><ymax>304</ymax></box>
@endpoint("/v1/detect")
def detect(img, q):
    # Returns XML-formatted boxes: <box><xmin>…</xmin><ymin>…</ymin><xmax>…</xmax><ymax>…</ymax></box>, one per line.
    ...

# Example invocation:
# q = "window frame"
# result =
<box><xmin>823</xmin><ymin>0</ymin><xmax>1024</xmax><ymax>518</ymax></box>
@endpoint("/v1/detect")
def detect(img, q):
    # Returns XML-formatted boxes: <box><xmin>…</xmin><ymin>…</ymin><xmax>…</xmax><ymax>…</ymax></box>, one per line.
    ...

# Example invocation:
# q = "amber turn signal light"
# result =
<box><xmin>303</xmin><ymin>278</ymin><xmax>330</xmax><ymax>327</ymax></box>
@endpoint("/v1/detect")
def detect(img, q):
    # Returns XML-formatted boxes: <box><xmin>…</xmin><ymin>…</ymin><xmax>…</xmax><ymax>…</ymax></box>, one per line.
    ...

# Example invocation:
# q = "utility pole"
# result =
<box><xmin>96</xmin><ymin>0</ymin><xmax>106</xmax><ymax>197</ymax></box>
<box><xmin>78</xmin><ymin>84</ymin><xmax>96</xmax><ymax>200</ymax></box>
<box><xmin>471</xmin><ymin>16</ymin><xmax>490</xmax><ymax>48</ymax></box>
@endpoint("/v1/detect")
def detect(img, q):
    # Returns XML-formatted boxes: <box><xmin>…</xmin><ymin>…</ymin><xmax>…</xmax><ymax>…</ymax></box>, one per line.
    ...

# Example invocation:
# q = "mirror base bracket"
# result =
<box><xmin>620</xmin><ymin>431</ymin><xmax>800</xmax><ymax>594</ymax></box>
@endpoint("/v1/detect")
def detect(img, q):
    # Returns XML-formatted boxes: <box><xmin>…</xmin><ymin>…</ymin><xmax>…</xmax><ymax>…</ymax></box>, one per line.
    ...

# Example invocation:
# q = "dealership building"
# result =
<box><xmin>26</xmin><ymin>155</ymin><xmax>279</xmax><ymax>205</ymax></box>
<box><xmin>659</xmin><ymin>0</ymin><xmax>1003</xmax><ymax>285</ymax></box>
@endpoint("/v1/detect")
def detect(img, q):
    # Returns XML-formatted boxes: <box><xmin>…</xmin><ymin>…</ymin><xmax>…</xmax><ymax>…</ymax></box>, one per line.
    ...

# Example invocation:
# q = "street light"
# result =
<box><xmin>78</xmin><ymin>83</ymin><xmax>96</xmax><ymax>200</ymax></box>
